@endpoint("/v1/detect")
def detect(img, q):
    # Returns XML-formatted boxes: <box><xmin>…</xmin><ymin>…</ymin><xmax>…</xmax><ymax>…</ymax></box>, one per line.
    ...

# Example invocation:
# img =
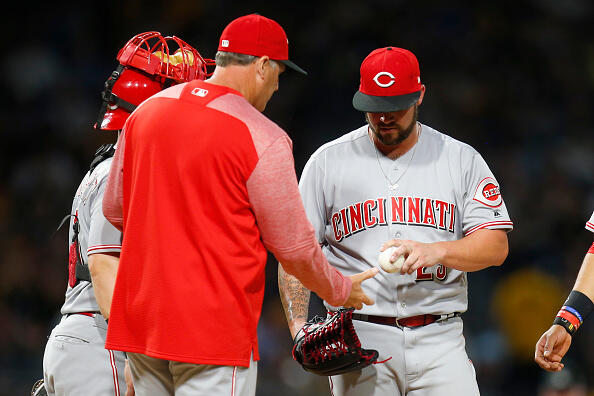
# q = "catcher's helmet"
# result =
<box><xmin>96</xmin><ymin>31</ymin><xmax>214</xmax><ymax>131</ymax></box>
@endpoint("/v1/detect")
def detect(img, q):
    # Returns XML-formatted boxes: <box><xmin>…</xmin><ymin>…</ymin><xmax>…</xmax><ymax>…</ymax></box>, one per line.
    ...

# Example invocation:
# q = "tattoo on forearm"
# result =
<box><xmin>278</xmin><ymin>264</ymin><xmax>311</xmax><ymax>325</ymax></box>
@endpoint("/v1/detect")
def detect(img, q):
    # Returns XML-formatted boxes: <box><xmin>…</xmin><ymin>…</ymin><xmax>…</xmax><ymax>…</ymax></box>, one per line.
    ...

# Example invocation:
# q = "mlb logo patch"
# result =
<box><xmin>221</xmin><ymin>39</ymin><xmax>229</xmax><ymax>48</ymax></box>
<box><xmin>191</xmin><ymin>88</ymin><xmax>209</xmax><ymax>97</ymax></box>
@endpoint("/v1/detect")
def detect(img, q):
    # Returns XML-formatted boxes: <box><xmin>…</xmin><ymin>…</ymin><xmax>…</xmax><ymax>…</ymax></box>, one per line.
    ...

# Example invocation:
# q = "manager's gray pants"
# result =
<box><xmin>128</xmin><ymin>352</ymin><xmax>257</xmax><ymax>396</ymax></box>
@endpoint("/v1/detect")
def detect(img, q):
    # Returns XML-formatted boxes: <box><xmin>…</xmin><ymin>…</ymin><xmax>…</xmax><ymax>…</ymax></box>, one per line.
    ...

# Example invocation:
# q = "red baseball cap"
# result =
<box><xmin>218</xmin><ymin>14</ymin><xmax>307</xmax><ymax>75</ymax></box>
<box><xmin>352</xmin><ymin>47</ymin><xmax>422</xmax><ymax>113</ymax></box>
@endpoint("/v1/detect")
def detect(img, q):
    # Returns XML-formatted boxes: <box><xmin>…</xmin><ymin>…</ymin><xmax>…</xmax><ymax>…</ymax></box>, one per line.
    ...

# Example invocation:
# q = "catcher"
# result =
<box><xmin>39</xmin><ymin>32</ymin><xmax>213</xmax><ymax>396</ymax></box>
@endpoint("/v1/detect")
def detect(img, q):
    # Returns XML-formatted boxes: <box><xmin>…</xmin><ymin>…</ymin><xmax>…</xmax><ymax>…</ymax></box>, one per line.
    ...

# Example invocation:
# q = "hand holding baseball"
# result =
<box><xmin>381</xmin><ymin>239</ymin><xmax>445</xmax><ymax>275</ymax></box>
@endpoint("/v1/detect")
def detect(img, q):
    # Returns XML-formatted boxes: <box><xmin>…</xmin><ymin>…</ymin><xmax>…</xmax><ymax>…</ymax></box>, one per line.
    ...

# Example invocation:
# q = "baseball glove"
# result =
<box><xmin>292</xmin><ymin>308</ymin><xmax>379</xmax><ymax>376</ymax></box>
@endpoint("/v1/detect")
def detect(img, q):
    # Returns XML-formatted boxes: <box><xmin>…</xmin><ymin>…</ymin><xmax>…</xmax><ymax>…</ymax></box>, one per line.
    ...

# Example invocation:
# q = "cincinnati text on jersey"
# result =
<box><xmin>331</xmin><ymin>196</ymin><xmax>456</xmax><ymax>242</ymax></box>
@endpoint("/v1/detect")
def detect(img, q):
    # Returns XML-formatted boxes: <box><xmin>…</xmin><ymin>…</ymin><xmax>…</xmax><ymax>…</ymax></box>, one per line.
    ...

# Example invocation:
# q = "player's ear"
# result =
<box><xmin>254</xmin><ymin>56</ymin><xmax>270</xmax><ymax>80</ymax></box>
<box><xmin>417</xmin><ymin>85</ymin><xmax>426</xmax><ymax>106</ymax></box>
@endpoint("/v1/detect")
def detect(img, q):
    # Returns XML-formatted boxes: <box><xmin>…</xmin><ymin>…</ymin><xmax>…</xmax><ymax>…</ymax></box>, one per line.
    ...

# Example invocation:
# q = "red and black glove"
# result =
<box><xmin>292</xmin><ymin>308</ymin><xmax>379</xmax><ymax>376</ymax></box>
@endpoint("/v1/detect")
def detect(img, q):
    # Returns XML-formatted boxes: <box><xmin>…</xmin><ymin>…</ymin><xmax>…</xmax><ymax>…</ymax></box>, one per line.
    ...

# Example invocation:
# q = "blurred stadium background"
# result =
<box><xmin>1</xmin><ymin>1</ymin><xmax>593</xmax><ymax>395</ymax></box>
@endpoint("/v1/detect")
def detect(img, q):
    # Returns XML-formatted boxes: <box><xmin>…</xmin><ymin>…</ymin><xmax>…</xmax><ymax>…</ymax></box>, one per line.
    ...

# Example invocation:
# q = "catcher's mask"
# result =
<box><xmin>96</xmin><ymin>31</ymin><xmax>215</xmax><ymax>131</ymax></box>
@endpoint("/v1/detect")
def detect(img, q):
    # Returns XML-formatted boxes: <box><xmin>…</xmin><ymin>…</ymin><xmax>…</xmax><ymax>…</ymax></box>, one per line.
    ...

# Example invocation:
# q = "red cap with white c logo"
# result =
<box><xmin>353</xmin><ymin>47</ymin><xmax>422</xmax><ymax>113</ymax></box>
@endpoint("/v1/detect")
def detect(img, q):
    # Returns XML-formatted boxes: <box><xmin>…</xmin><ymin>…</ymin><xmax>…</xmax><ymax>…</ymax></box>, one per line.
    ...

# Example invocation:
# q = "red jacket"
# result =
<box><xmin>103</xmin><ymin>80</ymin><xmax>351</xmax><ymax>366</ymax></box>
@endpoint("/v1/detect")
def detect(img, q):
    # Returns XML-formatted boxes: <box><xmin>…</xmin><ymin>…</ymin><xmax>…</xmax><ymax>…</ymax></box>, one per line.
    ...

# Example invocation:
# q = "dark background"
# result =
<box><xmin>2</xmin><ymin>1</ymin><xmax>593</xmax><ymax>395</ymax></box>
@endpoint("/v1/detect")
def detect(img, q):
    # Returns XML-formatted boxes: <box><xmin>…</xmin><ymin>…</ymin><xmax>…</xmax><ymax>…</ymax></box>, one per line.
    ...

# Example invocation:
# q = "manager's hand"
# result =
<box><xmin>343</xmin><ymin>268</ymin><xmax>379</xmax><ymax>310</ymax></box>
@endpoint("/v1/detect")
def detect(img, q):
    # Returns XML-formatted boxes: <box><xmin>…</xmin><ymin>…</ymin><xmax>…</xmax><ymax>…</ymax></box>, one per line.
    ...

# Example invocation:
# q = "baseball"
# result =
<box><xmin>378</xmin><ymin>247</ymin><xmax>405</xmax><ymax>273</ymax></box>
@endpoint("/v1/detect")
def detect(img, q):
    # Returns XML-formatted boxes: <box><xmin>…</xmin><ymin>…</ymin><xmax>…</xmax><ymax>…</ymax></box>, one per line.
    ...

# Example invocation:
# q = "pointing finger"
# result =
<box><xmin>356</xmin><ymin>267</ymin><xmax>379</xmax><ymax>282</ymax></box>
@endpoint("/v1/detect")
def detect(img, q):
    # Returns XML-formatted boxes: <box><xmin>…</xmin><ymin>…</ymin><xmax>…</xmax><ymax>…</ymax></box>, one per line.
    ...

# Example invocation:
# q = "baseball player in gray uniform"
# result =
<box><xmin>278</xmin><ymin>46</ymin><xmax>513</xmax><ymax>396</ymax></box>
<box><xmin>42</xmin><ymin>142</ymin><xmax>125</xmax><ymax>396</ymax></box>
<box><xmin>41</xmin><ymin>32</ymin><xmax>211</xmax><ymax>396</ymax></box>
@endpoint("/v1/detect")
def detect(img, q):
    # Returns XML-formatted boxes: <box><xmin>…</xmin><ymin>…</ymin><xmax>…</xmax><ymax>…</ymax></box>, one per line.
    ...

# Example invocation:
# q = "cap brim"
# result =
<box><xmin>279</xmin><ymin>60</ymin><xmax>308</xmax><ymax>75</ymax></box>
<box><xmin>352</xmin><ymin>90</ymin><xmax>421</xmax><ymax>112</ymax></box>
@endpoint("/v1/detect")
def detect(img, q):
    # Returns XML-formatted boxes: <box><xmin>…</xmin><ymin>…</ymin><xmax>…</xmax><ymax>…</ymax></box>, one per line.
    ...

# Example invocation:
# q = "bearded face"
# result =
<box><xmin>366</xmin><ymin>105</ymin><xmax>418</xmax><ymax>146</ymax></box>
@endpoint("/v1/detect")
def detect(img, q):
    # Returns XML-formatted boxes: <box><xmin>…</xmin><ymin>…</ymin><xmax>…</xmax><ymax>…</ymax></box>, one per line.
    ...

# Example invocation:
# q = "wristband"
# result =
<box><xmin>553</xmin><ymin>316</ymin><xmax>577</xmax><ymax>335</ymax></box>
<box><xmin>564</xmin><ymin>290</ymin><xmax>593</xmax><ymax>322</ymax></box>
<box><xmin>553</xmin><ymin>290</ymin><xmax>593</xmax><ymax>335</ymax></box>
<box><xmin>588</xmin><ymin>241</ymin><xmax>594</xmax><ymax>254</ymax></box>
<box><xmin>561</xmin><ymin>305</ymin><xmax>582</xmax><ymax>322</ymax></box>
<box><xmin>556</xmin><ymin>309</ymin><xmax>580</xmax><ymax>328</ymax></box>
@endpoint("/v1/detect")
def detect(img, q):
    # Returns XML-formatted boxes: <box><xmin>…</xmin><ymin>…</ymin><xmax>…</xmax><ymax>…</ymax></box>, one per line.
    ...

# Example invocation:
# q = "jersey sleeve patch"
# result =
<box><xmin>473</xmin><ymin>177</ymin><xmax>502</xmax><ymax>208</ymax></box>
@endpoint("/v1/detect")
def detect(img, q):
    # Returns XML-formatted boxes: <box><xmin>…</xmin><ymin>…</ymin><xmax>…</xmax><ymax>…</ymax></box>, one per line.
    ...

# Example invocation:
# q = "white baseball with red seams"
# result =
<box><xmin>378</xmin><ymin>246</ymin><xmax>405</xmax><ymax>273</ymax></box>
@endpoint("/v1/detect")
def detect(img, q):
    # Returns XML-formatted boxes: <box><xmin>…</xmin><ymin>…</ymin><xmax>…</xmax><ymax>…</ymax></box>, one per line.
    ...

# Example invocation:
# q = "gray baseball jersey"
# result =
<box><xmin>586</xmin><ymin>211</ymin><xmax>594</xmax><ymax>233</ymax></box>
<box><xmin>60</xmin><ymin>157</ymin><xmax>122</xmax><ymax>314</ymax></box>
<box><xmin>43</xmin><ymin>155</ymin><xmax>126</xmax><ymax>396</ymax></box>
<box><xmin>299</xmin><ymin>123</ymin><xmax>513</xmax><ymax>317</ymax></box>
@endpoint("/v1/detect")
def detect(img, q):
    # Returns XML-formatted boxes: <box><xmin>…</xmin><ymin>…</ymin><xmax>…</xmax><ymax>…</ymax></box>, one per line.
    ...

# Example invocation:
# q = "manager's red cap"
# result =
<box><xmin>353</xmin><ymin>47</ymin><xmax>422</xmax><ymax>112</ymax></box>
<box><xmin>218</xmin><ymin>14</ymin><xmax>307</xmax><ymax>75</ymax></box>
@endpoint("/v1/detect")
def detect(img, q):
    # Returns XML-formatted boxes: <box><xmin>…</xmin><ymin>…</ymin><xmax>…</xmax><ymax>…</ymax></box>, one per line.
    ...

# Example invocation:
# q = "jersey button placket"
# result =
<box><xmin>396</xmin><ymin>287</ymin><xmax>408</xmax><ymax>322</ymax></box>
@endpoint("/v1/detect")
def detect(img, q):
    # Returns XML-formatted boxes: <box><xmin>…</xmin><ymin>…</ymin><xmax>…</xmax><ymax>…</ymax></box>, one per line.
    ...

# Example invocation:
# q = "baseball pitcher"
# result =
<box><xmin>279</xmin><ymin>47</ymin><xmax>514</xmax><ymax>396</ymax></box>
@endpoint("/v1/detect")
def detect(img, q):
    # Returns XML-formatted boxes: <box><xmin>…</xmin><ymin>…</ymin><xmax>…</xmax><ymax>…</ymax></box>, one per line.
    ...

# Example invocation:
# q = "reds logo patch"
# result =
<box><xmin>473</xmin><ymin>177</ymin><xmax>502</xmax><ymax>207</ymax></box>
